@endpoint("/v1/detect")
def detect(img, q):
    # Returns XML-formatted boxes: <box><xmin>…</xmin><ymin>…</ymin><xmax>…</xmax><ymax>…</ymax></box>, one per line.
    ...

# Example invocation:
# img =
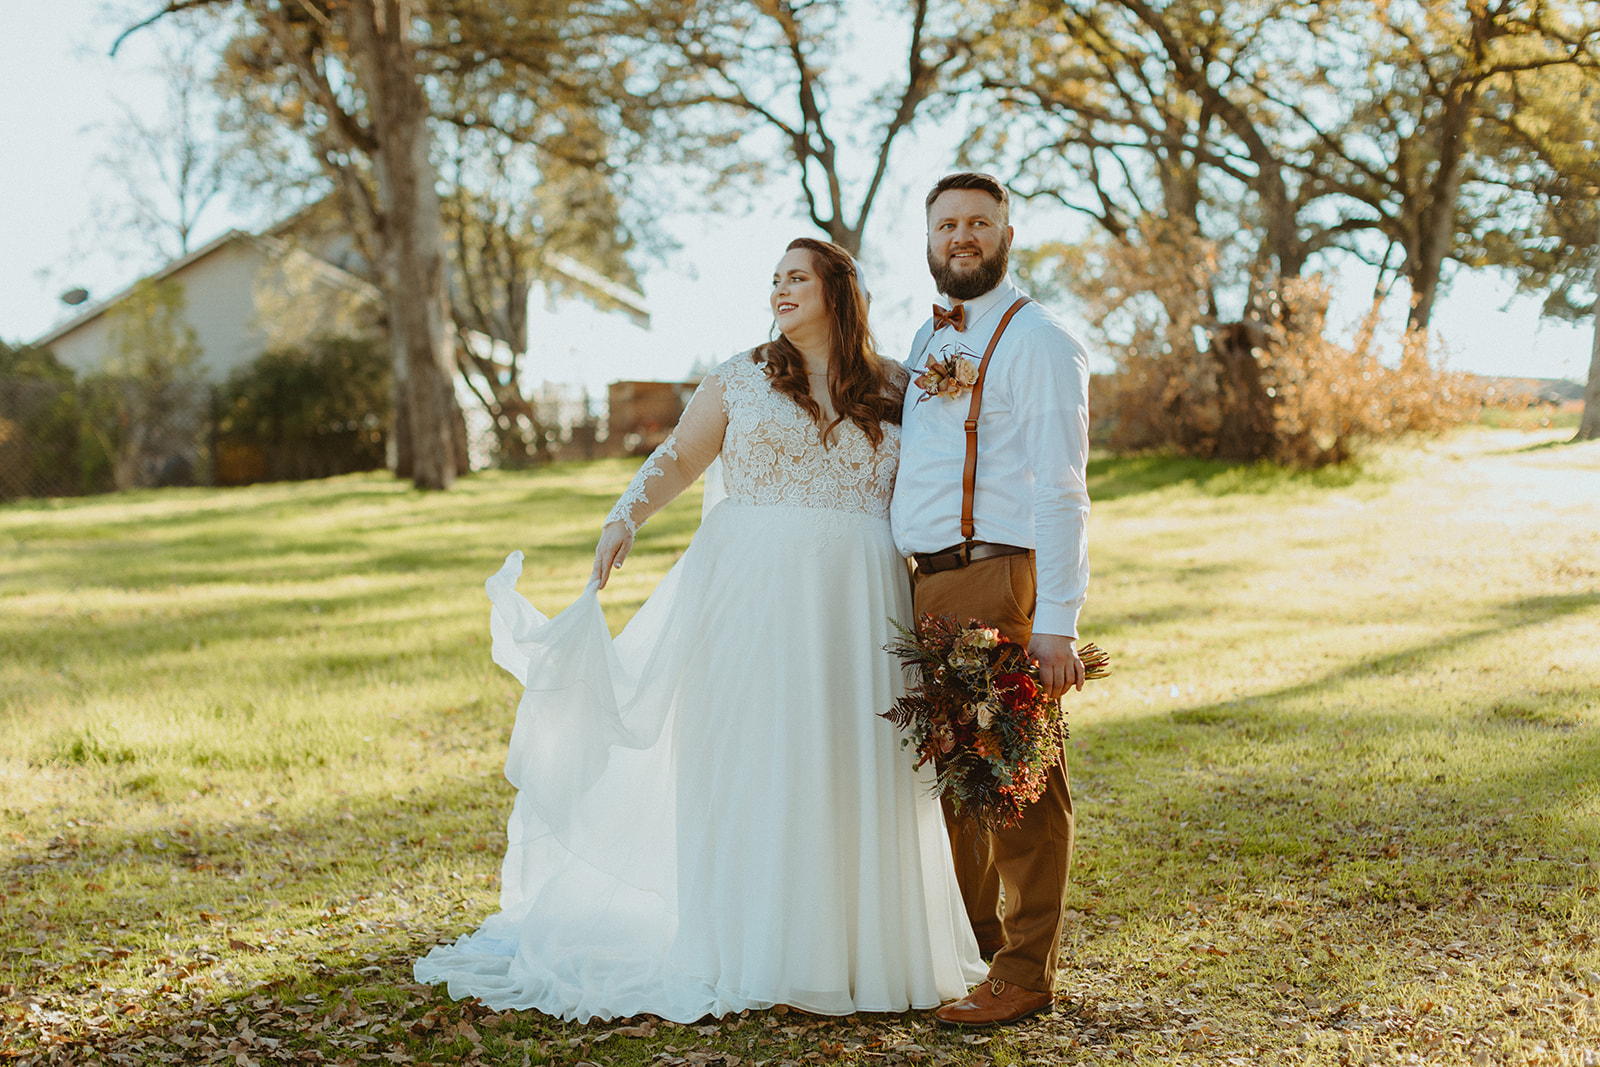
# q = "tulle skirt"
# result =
<box><xmin>414</xmin><ymin>501</ymin><xmax>983</xmax><ymax>1022</ymax></box>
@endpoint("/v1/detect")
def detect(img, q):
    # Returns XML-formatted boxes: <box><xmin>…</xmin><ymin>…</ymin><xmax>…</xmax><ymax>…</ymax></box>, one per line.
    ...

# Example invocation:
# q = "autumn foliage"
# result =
<box><xmin>1076</xmin><ymin>219</ymin><xmax>1471</xmax><ymax>468</ymax></box>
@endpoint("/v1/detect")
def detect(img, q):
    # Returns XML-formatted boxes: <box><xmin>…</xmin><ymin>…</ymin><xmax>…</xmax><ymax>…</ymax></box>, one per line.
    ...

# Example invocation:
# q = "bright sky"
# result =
<box><xmin>1</xmin><ymin>3</ymin><xmax>1591</xmax><ymax>393</ymax></box>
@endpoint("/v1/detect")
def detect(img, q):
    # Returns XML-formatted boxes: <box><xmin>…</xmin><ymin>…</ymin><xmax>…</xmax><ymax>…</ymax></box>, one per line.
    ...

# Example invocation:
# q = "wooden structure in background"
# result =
<box><xmin>607</xmin><ymin>380</ymin><xmax>699</xmax><ymax>455</ymax></box>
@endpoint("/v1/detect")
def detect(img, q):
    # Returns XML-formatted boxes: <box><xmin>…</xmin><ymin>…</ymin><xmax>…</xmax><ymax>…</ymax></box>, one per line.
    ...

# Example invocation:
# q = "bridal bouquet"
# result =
<box><xmin>883</xmin><ymin>616</ymin><xmax>1110</xmax><ymax>831</ymax></box>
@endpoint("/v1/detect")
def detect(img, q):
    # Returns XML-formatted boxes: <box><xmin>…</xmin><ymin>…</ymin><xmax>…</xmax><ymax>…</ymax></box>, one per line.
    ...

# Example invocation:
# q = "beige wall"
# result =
<box><xmin>46</xmin><ymin>306</ymin><xmax>117</xmax><ymax>378</ymax></box>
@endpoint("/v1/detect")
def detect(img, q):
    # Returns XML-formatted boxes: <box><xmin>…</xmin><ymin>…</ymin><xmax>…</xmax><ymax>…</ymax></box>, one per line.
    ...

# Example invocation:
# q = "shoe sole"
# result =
<box><xmin>933</xmin><ymin>1002</ymin><xmax>1054</xmax><ymax>1029</ymax></box>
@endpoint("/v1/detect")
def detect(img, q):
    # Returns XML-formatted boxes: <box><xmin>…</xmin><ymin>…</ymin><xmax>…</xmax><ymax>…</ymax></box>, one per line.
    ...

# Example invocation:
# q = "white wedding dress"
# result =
<box><xmin>414</xmin><ymin>352</ymin><xmax>984</xmax><ymax>1022</ymax></box>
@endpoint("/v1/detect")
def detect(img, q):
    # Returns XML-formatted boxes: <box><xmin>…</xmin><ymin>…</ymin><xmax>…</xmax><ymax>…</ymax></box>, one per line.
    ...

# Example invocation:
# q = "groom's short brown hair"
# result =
<box><xmin>925</xmin><ymin>172</ymin><xmax>1010</xmax><ymax>223</ymax></box>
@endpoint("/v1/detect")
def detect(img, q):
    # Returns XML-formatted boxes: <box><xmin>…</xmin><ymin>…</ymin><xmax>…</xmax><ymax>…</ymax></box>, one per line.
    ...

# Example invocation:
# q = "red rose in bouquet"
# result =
<box><xmin>994</xmin><ymin>671</ymin><xmax>1038</xmax><ymax>712</ymax></box>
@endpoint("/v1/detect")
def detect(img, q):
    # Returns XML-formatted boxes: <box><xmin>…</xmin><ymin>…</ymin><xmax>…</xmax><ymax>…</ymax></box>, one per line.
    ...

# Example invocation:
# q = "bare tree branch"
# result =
<box><xmin>111</xmin><ymin>0</ymin><xmax>228</xmax><ymax>56</ymax></box>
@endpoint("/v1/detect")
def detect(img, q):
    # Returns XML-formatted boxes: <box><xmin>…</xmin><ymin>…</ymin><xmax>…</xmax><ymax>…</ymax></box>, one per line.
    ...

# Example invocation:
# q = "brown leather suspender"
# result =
<box><xmin>960</xmin><ymin>297</ymin><xmax>1032</xmax><ymax>547</ymax></box>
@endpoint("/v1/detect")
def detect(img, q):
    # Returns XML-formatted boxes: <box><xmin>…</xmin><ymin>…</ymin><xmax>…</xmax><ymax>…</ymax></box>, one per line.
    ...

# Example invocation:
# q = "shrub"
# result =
<box><xmin>215</xmin><ymin>336</ymin><xmax>390</xmax><ymax>484</ymax></box>
<box><xmin>1256</xmin><ymin>279</ymin><xmax>1469</xmax><ymax>467</ymax></box>
<box><xmin>1064</xmin><ymin>217</ymin><xmax>1468</xmax><ymax>467</ymax></box>
<box><xmin>86</xmin><ymin>278</ymin><xmax>209</xmax><ymax>490</ymax></box>
<box><xmin>0</xmin><ymin>342</ymin><xmax>112</xmax><ymax>500</ymax></box>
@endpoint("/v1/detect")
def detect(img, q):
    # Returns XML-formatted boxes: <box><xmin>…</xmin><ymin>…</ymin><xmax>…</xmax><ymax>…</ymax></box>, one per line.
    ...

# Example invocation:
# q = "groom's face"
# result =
<box><xmin>926</xmin><ymin>189</ymin><xmax>1013</xmax><ymax>302</ymax></box>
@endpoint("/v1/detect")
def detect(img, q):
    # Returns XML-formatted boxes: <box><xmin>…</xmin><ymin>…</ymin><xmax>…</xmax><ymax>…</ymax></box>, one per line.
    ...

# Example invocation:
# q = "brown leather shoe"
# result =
<box><xmin>934</xmin><ymin>978</ymin><xmax>1054</xmax><ymax>1028</ymax></box>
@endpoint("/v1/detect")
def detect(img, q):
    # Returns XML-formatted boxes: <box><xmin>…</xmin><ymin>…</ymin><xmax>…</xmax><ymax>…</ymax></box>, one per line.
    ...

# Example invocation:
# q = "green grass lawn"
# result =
<box><xmin>1475</xmin><ymin>407</ymin><xmax>1583</xmax><ymax>432</ymax></box>
<box><xmin>2</xmin><ymin>428</ymin><xmax>1597</xmax><ymax>1066</ymax></box>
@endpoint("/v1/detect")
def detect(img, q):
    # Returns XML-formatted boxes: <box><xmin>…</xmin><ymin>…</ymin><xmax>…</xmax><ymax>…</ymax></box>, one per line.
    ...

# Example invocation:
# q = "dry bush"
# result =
<box><xmin>1079</xmin><ymin>219</ymin><xmax>1470</xmax><ymax>467</ymax></box>
<box><xmin>1261</xmin><ymin>278</ymin><xmax>1472</xmax><ymax>467</ymax></box>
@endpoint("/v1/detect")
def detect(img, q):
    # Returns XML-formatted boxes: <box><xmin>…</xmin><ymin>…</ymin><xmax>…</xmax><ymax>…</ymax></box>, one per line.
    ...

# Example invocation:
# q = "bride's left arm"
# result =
<box><xmin>592</xmin><ymin>372</ymin><xmax>729</xmax><ymax>587</ymax></box>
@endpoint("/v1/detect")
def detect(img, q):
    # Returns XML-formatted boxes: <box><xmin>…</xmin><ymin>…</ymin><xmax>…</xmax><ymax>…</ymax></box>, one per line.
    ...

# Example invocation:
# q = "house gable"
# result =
<box><xmin>33</xmin><ymin>231</ymin><xmax>380</xmax><ymax>384</ymax></box>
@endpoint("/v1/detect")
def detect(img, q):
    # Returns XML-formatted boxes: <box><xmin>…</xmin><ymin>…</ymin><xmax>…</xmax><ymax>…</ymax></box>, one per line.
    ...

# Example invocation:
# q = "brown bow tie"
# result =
<box><xmin>932</xmin><ymin>303</ymin><xmax>966</xmax><ymax>332</ymax></box>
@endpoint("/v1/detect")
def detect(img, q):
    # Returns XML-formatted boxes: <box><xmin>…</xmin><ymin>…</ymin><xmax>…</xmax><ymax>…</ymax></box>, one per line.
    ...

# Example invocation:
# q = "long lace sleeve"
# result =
<box><xmin>604</xmin><ymin>371</ymin><xmax>728</xmax><ymax>534</ymax></box>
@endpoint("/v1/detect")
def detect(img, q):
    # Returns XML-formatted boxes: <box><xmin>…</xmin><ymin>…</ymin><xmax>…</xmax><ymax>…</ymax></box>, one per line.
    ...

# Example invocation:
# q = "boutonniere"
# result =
<box><xmin>913</xmin><ymin>345</ymin><xmax>981</xmax><ymax>403</ymax></box>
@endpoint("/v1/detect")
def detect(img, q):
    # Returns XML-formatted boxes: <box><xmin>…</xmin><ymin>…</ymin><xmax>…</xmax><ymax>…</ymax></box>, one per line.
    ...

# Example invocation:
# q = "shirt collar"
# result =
<box><xmin>938</xmin><ymin>275</ymin><xmax>1020</xmax><ymax>333</ymax></box>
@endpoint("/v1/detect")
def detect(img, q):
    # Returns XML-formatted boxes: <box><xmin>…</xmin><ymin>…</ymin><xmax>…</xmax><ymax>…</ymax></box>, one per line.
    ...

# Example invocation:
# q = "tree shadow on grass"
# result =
<box><xmin>1155</xmin><ymin>590</ymin><xmax>1600</xmax><ymax>716</ymax></box>
<box><xmin>1072</xmin><ymin>602</ymin><xmax>1199</xmax><ymax>641</ymax></box>
<box><xmin>1495</xmin><ymin>435</ymin><xmax>1600</xmax><ymax>455</ymax></box>
<box><xmin>0</xmin><ymin>471</ymin><xmax>631</xmax><ymax>547</ymax></box>
<box><xmin>1084</xmin><ymin>588</ymin><xmax>1600</xmax><ymax>858</ymax></box>
<box><xmin>1</xmin><ymin>472</ymin><xmax>689</xmax><ymax>596</ymax></box>
<box><xmin>1041</xmin><ymin>590</ymin><xmax>1600</xmax><ymax>1057</ymax></box>
<box><xmin>1086</xmin><ymin>453</ymin><xmax>1374</xmax><ymax>503</ymax></box>
<box><xmin>1</xmin><ymin>580</ymin><xmax>458</xmax><ymax>663</ymax></box>
<box><xmin>1139</xmin><ymin>589</ymin><xmax>1598</xmax><ymax>729</ymax></box>
<box><xmin>0</xmin><ymin>476</ymin><xmax>405</xmax><ymax>524</ymax></box>
<box><xmin>1</xmin><ymin>487</ymin><xmax>653</xmax><ymax>598</ymax></box>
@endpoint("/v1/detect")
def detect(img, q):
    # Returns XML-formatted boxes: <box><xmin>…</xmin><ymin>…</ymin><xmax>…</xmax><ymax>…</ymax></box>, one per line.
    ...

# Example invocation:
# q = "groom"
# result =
<box><xmin>891</xmin><ymin>172</ymin><xmax>1091</xmax><ymax>1027</ymax></box>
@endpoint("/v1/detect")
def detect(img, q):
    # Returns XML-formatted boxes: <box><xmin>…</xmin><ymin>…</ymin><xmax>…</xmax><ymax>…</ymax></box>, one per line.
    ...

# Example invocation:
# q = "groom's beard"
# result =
<box><xmin>928</xmin><ymin>235</ymin><xmax>1010</xmax><ymax>302</ymax></box>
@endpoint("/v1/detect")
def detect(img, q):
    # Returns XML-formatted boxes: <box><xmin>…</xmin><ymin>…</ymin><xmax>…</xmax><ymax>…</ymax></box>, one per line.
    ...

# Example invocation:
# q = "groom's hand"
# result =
<box><xmin>1029</xmin><ymin>634</ymin><xmax>1085</xmax><ymax>699</ymax></box>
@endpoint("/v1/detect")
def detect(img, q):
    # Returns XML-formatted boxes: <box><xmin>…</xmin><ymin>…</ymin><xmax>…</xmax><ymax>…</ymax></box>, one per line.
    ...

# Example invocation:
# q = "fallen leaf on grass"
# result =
<box><xmin>408</xmin><ymin>1008</ymin><xmax>446</xmax><ymax>1034</ymax></box>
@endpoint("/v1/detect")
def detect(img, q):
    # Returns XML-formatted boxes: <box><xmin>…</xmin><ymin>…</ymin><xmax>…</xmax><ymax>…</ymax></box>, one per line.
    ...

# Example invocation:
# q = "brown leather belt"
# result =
<box><xmin>911</xmin><ymin>541</ymin><xmax>1030</xmax><ymax>575</ymax></box>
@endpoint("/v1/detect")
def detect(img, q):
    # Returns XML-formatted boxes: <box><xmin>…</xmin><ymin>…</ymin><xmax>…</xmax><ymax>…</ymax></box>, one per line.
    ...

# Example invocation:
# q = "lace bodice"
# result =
<box><xmin>717</xmin><ymin>355</ymin><xmax>900</xmax><ymax>515</ymax></box>
<box><xmin>605</xmin><ymin>352</ymin><xmax>902</xmax><ymax>533</ymax></box>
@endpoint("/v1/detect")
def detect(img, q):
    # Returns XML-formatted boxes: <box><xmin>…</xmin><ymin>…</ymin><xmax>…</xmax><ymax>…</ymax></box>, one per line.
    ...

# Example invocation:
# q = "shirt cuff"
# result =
<box><xmin>1032</xmin><ymin>602</ymin><xmax>1081</xmax><ymax>641</ymax></box>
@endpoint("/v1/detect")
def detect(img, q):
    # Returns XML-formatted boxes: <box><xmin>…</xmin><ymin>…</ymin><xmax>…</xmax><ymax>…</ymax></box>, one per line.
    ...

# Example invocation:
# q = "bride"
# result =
<box><xmin>414</xmin><ymin>237</ymin><xmax>984</xmax><ymax>1022</ymax></box>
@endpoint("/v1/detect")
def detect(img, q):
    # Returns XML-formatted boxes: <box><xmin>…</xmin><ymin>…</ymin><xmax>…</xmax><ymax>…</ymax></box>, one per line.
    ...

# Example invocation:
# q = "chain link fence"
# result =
<box><xmin>2</xmin><ymin>375</ymin><xmax>211</xmax><ymax>501</ymax></box>
<box><xmin>0</xmin><ymin>374</ymin><xmax>111</xmax><ymax>501</ymax></box>
<box><xmin>96</xmin><ymin>378</ymin><xmax>216</xmax><ymax>492</ymax></box>
<box><xmin>2</xmin><ymin>370</ymin><xmax>672</xmax><ymax>503</ymax></box>
<box><xmin>2</xmin><ymin>375</ymin><xmax>221</xmax><ymax>501</ymax></box>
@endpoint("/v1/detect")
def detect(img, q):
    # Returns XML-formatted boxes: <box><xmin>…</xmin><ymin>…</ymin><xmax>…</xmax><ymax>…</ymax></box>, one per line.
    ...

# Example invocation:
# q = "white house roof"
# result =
<box><xmin>32</xmin><ymin>212</ymin><xmax>651</xmax><ymax>348</ymax></box>
<box><xmin>545</xmin><ymin>252</ymin><xmax>650</xmax><ymax>329</ymax></box>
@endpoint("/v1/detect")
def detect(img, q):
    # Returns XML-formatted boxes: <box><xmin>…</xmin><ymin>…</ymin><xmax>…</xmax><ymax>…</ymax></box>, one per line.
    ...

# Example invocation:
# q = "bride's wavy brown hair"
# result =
<box><xmin>756</xmin><ymin>237</ymin><xmax>905</xmax><ymax>449</ymax></box>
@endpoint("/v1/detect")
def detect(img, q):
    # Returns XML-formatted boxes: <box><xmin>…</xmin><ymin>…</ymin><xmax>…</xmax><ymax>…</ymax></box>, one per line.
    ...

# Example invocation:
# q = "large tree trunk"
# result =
<box><xmin>1209</xmin><ymin>321</ymin><xmax>1276</xmax><ymax>462</ymax></box>
<box><xmin>1578</xmin><ymin>215</ymin><xmax>1600</xmax><ymax>441</ymax></box>
<box><xmin>1406</xmin><ymin>79</ymin><xmax>1477</xmax><ymax>334</ymax></box>
<box><xmin>1407</xmin><ymin>160</ymin><xmax>1467</xmax><ymax>332</ymax></box>
<box><xmin>388</xmin><ymin>375</ymin><xmax>412</xmax><ymax>477</ymax></box>
<box><xmin>347</xmin><ymin>0</ymin><xmax>460</xmax><ymax>490</ymax></box>
<box><xmin>1580</xmin><ymin>319</ymin><xmax>1600</xmax><ymax>441</ymax></box>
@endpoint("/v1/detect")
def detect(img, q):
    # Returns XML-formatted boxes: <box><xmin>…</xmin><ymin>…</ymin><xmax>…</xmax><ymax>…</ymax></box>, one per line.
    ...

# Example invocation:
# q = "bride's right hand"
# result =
<box><xmin>591</xmin><ymin>521</ymin><xmax>635</xmax><ymax>589</ymax></box>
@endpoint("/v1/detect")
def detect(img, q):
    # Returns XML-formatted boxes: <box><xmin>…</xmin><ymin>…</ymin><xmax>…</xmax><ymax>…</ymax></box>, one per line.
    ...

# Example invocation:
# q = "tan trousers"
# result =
<box><xmin>912</xmin><ymin>552</ymin><xmax>1075</xmax><ymax>994</ymax></box>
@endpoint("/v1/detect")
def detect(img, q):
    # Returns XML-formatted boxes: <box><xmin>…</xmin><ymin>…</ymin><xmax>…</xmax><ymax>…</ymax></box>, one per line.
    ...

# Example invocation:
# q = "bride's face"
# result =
<box><xmin>771</xmin><ymin>250</ymin><xmax>829</xmax><ymax>344</ymax></box>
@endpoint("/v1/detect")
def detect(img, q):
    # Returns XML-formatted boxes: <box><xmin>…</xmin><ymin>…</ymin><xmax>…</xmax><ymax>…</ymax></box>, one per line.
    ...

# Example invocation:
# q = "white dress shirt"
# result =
<box><xmin>890</xmin><ymin>276</ymin><xmax>1091</xmax><ymax>638</ymax></box>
